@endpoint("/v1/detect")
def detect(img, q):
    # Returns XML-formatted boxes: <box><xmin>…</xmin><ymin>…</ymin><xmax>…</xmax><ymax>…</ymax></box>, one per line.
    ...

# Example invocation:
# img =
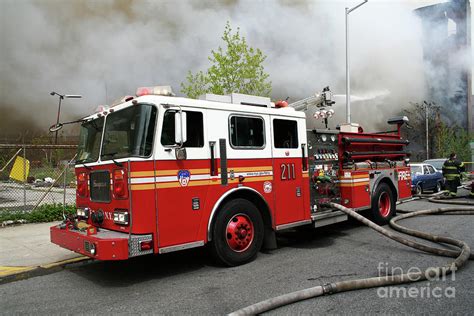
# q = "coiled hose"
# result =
<box><xmin>229</xmin><ymin>198</ymin><xmax>474</xmax><ymax>316</ymax></box>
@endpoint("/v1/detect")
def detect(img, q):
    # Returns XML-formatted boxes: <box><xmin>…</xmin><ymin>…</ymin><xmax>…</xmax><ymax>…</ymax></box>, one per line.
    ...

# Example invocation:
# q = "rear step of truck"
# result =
<box><xmin>311</xmin><ymin>210</ymin><xmax>348</xmax><ymax>228</ymax></box>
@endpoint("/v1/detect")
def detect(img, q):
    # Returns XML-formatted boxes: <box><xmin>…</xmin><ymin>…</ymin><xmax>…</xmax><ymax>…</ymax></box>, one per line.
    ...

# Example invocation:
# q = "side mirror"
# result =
<box><xmin>415</xmin><ymin>172</ymin><xmax>422</xmax><ymax>176</ymax></box>
<box><xmin>49</xmin><ymin>123</ymin><xmax>63</xmax><ymax>132</ymax></box>
<box><xmin>174</xmin><ymin>111</ymin><xmax>187</xmax><ymax>146</ymax></box>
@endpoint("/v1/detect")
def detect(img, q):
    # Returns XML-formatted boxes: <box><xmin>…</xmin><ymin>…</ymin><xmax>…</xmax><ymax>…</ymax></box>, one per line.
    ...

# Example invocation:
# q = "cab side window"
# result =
<box><xmin>273</xmin><ymin>119</ymin><xmax>298</xmax><ymax>148</ymax></box>
<box><xmin>229</xmin><ymin>116</ymin><xmax>265</xmax><ymax>148</ymax></box>
<box><xmin>161</xmin><ymin>110</ymin><xmax>204</xmax><ymax>147</ymax></box>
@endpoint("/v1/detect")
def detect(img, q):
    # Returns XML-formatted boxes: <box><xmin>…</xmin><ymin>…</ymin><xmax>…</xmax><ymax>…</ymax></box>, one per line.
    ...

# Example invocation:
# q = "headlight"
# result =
<box><xmin>85</xmin><ymin>241</ymin><xmax>97</xmax><ymax>256</ymax></box>
<box><xmin>113</xmin><ymin>210</ymin><xmax>129</xmax><ymax>225</ymax></box>
<box><xmin>77</xmin><ymin>208</ymin><xmax>90</xmax><ymax>218</ymax></box>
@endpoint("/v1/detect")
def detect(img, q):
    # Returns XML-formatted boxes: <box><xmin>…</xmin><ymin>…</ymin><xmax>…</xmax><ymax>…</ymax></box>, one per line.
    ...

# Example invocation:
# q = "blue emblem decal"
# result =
<box><xmin>177</xmin><ymin>170</ymin><xmax>191</xmax><ymax>187</ymax></box>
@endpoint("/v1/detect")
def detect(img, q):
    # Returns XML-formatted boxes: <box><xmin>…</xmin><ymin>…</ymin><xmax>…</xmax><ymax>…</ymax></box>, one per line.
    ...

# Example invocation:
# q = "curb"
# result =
<box><xmin>1</xmin><ymin>219</ymin><xmax>28</xmax><ymax>228</ymax></box>
<box><xmin>0</xmin><ymin>256</ymin><xmax>91</xmax><ymax>285</ymax></box>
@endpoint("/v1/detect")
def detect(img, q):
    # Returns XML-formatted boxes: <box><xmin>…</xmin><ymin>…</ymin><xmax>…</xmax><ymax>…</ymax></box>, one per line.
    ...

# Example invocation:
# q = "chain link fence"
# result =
<box><xmin>0</xmin><ymin>142</ymin><xmax>77</xmax><ymax>213</ymax></box>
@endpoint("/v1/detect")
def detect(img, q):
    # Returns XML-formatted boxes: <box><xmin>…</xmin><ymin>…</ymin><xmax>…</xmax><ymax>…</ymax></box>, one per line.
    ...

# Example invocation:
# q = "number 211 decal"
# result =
<box><xmin>280</xmin><ymin>163</ymin><xmax>296</xmax><ymax>180</ymax></box>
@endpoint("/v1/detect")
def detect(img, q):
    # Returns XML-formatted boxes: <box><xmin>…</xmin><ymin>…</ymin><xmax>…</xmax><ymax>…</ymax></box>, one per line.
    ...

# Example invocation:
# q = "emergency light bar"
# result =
<box><xmin>136</xmin><ymin>85</ymin><xmax>175</xmax><ymax>97</ymax></box>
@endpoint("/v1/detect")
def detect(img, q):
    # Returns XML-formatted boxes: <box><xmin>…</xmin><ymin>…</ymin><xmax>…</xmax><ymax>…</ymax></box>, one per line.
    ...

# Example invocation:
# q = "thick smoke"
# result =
<box><xmin>0</xmin><ymin>0</ymin><xmax>461</xmax><ymax>135</ymax></box>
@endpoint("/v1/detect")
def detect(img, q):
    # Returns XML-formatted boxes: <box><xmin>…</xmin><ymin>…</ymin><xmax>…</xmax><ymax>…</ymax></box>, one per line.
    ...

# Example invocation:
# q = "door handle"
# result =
<box><xmin>209</xmin><ymin>141</ymin><xmax>217</xmax><ymax>176</ymax></box>
<box><xmin>301</xmin><ymin>144</ymin><xmax>307</xmax><ymax>171</ymax></box>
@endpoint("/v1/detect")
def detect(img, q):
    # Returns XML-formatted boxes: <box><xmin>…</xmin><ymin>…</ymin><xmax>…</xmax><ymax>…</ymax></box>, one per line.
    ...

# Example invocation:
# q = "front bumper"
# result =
<box><xmin>50</xmin><ymin>225</ymin><xmax>153</xmax><ymax>260</ymax></box>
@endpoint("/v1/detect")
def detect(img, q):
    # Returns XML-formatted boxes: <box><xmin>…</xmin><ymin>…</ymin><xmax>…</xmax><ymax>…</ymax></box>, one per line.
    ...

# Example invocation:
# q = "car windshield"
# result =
<box><xmin>76</xmin><ymin>117</ymin><xmax>105</xmax><ymax>164</ymax></box>
<box><xmin>410</xmin><ymin>165</ymin><xmax>423</xmax><ymax>175</ymax></box>
<box><xmin>101</xmin><ymin>104</ymin><xmax>157</xmax><ymax>160</ymax></box>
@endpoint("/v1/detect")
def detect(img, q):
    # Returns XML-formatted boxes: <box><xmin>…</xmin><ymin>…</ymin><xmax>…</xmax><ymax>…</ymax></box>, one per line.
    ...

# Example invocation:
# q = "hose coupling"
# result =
<box><xmin>322</xmin><ymin>283</ymin><xmax>336</xmax><ymax>295</ymax></box>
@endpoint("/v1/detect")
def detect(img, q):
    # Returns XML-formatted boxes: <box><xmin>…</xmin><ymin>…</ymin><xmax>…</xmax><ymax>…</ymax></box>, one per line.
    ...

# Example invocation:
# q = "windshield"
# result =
<box><xmin>410</xmin><ymin>165</ymin><xmax>422</xmax><ymax>175</ymax></box>
<box><xmin>76</xmin><ymin>117</ymin><xmax>105</xmax><ymax>164</ymax></box>
<box><xmin>101</xmin><ymin>104</ymin><xmax>157</xmax><ymax>160</ymax></box>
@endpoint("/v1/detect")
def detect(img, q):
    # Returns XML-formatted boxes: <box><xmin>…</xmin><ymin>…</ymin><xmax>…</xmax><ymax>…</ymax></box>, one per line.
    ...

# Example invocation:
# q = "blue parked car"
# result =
<box><xmin>423</xmin><ymin>158</ymin><xmax>447</xmax><ymax>172</ymax></box>
<box><xmin>410</xmin><ymin>163</ymin><xmax>444</xmax><ymax>194</ymax></box>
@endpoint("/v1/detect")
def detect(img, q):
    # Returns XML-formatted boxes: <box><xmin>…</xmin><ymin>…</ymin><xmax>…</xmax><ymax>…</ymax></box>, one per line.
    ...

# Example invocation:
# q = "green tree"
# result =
<box><xmin>181</xmin><ymin>22</ymin><xmax>272</xmax><ymax>99</ymax></box>
<box><xmin>403</xmin><ymin>101</ymin><xmax>473</xmax><ymax>162</ymax></box>
<box><xmin>403</xmin><ymin>101</ymin><xmax>440</xmax><ymax>161</ymax></box>
<box><xmin>435</xmin><ymin>122</ymin><xmax>472</xmax><ymax>162</ymax></box>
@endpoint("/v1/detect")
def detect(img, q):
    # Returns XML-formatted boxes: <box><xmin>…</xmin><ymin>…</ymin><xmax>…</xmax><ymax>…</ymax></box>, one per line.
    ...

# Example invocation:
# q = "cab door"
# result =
<box><xmin>271</xmin><ymin>117</ymin><xmax>306</xmax><ymax>226</ymax></box>
<box><xmin>155</xmin><ymin>107</ymin><xmax>209</xmax><ymax>247</ymax></box>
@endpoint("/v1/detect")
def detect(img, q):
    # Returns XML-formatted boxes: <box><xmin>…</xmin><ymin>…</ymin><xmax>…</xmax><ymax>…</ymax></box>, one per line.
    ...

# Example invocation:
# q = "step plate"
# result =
<box><xmin>312</xmin><ymin>211</ymin><xmax>348</xmax><ymax>228</ymax></box>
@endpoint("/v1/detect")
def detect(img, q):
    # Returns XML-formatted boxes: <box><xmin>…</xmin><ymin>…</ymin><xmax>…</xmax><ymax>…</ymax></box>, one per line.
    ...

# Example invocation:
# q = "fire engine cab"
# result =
<box><xmin>50</xmin><ymin>85</ymin><xmax>412</xmax><ymax>266</ymax></box>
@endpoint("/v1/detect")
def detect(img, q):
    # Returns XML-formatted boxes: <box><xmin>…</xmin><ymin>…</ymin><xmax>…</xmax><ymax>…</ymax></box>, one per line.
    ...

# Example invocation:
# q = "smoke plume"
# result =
<box><xmin>0</xmin><ymin>0</ymin><xmax>464</xmax><ymax>135</ymax></box>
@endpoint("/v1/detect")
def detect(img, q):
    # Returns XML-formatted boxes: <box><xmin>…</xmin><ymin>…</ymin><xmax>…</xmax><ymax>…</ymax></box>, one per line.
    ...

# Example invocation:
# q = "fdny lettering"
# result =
<box><xmin>178</xmin><ymin>170</ymin><xmax>191</xmax><ymax>187</ymax></box>
<box><xmin>398</xmin><ymin>171</ymin><xmax>409</xmax><ymax>181</ymax></box>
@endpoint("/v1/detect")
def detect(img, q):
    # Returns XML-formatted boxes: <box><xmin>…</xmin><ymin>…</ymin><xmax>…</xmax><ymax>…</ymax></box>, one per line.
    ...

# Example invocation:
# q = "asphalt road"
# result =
<box><xmin>1</xmin><ymin>192</ymin><xmax>473</xmax><ymax>315</ymax></box>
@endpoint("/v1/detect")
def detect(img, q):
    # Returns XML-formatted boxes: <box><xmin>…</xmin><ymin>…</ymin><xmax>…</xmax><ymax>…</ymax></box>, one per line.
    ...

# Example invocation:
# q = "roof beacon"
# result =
<box><xmin>136</xmin><ymin>85</ymin><xmax>175</xmax><ymax>97</ymax></box>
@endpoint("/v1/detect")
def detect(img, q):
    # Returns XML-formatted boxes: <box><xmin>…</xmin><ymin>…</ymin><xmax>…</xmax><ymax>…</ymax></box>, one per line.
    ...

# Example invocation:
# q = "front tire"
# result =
<box><xmin>434</xmin><ymin>181</ymin><xmax>441</xmax><ymax>193</ymax></box>
<box><xmin>371</xmin><ymin>183</ymin><xmax>396</xmax><ymax>225</ymax></box>
<box><xmin>415</xmin><ymin>184</ymin><xmax>423</xmax><ymax>195</ymax></box>
<box><xmin>210</xmin><ymin>199</ymin><xmax>264</xmax><ymax>266</ymax></box>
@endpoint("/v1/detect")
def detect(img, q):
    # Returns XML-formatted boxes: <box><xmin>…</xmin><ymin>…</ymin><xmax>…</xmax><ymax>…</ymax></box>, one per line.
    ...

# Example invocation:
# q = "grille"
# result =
<box><xmin>90</xmin><ymin>171</ymin><xmax>111</xmax><ymax>202</ymax></box>
<box><xmin>84</xmin><ymin>241</ymin><xmax>91</xmax><ymax>252</ymax></box>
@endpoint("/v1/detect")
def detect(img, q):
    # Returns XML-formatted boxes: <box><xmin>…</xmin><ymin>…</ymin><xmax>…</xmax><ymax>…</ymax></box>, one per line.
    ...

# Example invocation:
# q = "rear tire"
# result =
<box><xmin>371</xmin><ymin>183</ymin><xmax>396</xmax><ymax>225</ymax></box>
<box><xmin>209</xmin><ymin>199</ymin><xmax>264</xmax><ymax>266</ymax></box>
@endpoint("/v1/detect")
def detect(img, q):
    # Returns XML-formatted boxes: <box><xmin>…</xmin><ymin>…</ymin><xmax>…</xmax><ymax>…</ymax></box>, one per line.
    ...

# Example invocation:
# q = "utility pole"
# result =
<box><xmin>345</xmin><ymin>7</ymin><xmax>350</xmax><ymax>123</ymax></box>
<box><xmin>426</xmin><ymin>105</ymin><xmax>429</xmax><ymax>160</ymax></box>
<box><xmin>424</xmin><ymin>101</ymin><xmax>429</xmax><ymax>160</ymax></box>
<box><xmin>345</xmin><ymin>0</ymin><xmax>368</xmax><ymax>124</ymax></box>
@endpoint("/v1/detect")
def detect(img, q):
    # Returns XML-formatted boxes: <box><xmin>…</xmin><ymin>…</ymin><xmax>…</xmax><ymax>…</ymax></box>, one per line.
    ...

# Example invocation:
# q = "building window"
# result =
<box><xmin>161</xmin><ymin>110</ymin><xmax>204</xmax><ymax>147</ymax></box>
<box><xmin>273</xmin><ymin>119</ymin><xmax>298</xmax><ymax>148</ymax></box>
<box><xmin>229</xmin><ymin>116</ymin><xmax>265</xmax><ymax>148</ymax></box>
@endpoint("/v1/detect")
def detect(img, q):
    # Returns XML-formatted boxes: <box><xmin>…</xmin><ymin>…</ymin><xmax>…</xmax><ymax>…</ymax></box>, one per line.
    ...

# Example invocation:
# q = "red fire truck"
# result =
<box><xmin>50</xmin><ymin>86</ymin><xmax>412</xmax><ymax>266</ymax></box>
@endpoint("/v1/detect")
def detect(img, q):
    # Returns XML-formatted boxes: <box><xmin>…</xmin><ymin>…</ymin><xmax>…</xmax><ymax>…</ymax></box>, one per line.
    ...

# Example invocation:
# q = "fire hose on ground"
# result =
<box><xmin>229</xmin><ymin>194</ymin><xmax>474</xmax><ymax>316</ymax></box>
<box><xmin>427</xmin><ymin>193</ymin><xmax>474</xmax><ymax>206</ymax></box>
